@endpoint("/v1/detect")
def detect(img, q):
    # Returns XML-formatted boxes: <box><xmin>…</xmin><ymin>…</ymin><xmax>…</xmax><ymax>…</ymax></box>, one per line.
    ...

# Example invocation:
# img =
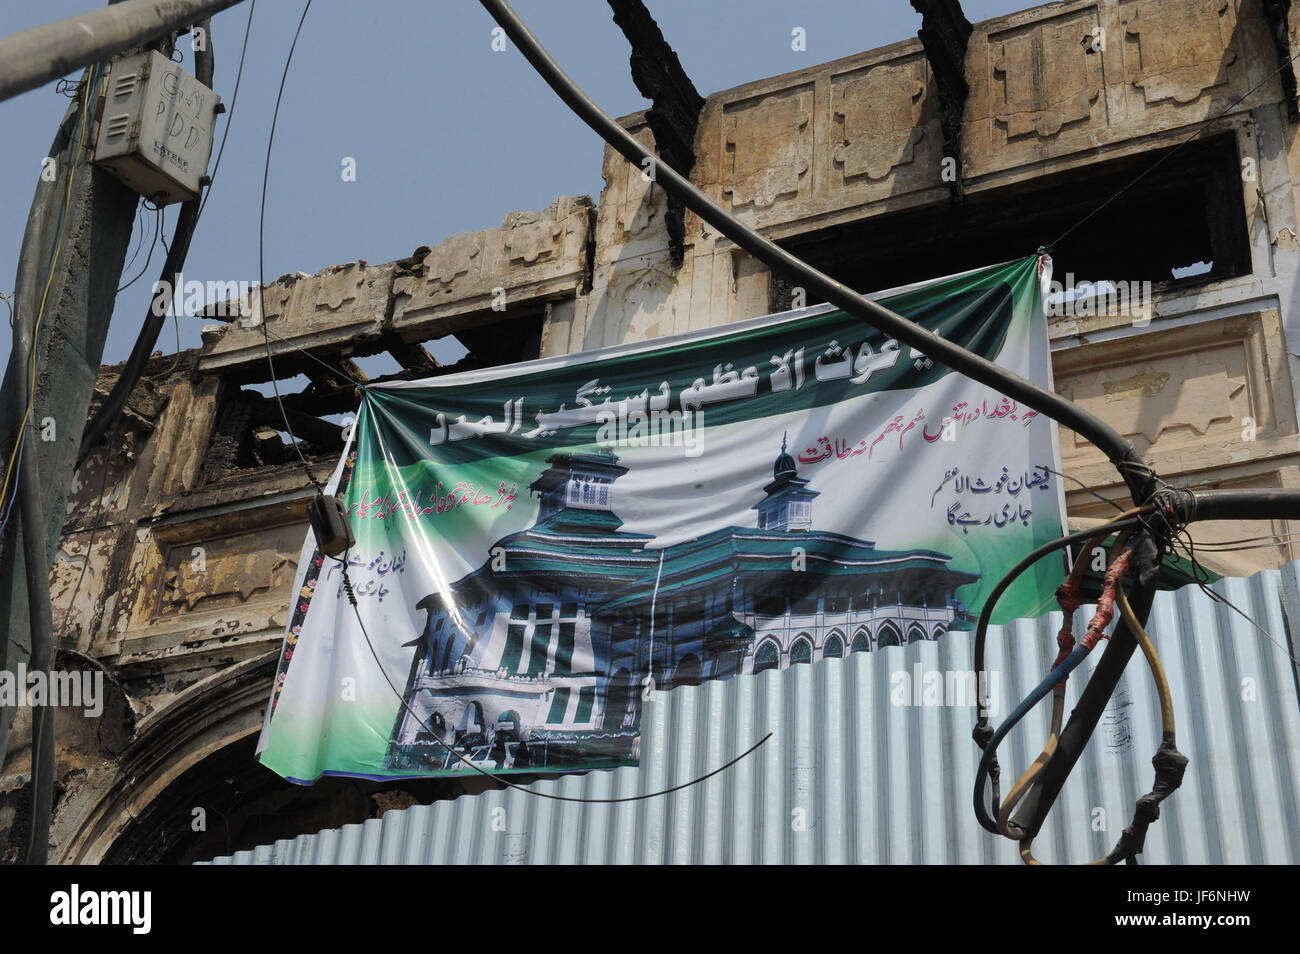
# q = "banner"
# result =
<box><xmin>257</xmin><ymin>255</ymin><xmax>1066</xmax><ymax>782</ymax></box>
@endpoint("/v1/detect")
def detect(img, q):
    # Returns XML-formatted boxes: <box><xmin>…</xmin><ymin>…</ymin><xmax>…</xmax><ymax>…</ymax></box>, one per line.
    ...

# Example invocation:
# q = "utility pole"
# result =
<box><xmin>0</xmin><ymin>59</ymin><xmax>138</xmax><ymax>862</ymax></box>
<box><xmin>0</xmin><ymin>2</ymin><xmax>219</xmax><ymax>860</ymax></box>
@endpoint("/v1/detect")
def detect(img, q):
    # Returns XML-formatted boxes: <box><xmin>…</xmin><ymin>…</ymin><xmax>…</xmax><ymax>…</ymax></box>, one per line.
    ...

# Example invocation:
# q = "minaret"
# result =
<box><xmin>753</xmin><ymin>433</ymin><xmax>820</xmax><ymax>531</ymax></box>
<box><xmin>528</xmin><ymin>451</ymin><xmax>629</xmax><ymax>527</ymax></box>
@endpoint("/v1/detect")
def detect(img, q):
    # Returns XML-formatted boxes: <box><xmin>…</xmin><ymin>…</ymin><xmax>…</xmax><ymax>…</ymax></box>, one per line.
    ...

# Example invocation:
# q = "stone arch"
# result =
<box><xmin>906</xmin><ymin>622</ymin><xmax>927</xmax><ymax>645</ymax></box>
<box><xmin>61</xmin><ymin>650</ymin><xmax>463</xmax><ymax>864</ymax></box>
<box><xmin>850</xmin><ymin>628</ymin><xmax>871</xmax><ymax>653</ymax></box>
<box><xmin>822</xmin><ymin>632</ymin><xmax>845</xmax><ymax>659</ymax></box>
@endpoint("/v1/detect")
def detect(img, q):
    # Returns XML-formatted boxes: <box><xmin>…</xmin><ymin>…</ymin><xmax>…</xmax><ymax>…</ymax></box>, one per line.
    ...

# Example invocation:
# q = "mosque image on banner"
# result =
<box><xmin>258</xmin><ymin>255</ymin><xmax>1066</xmax><ymax>785</ymax></box>
<box><xmin>385</xmin><ymin>437</ymin><xmax>978</xmax><ymax>774</ymax></box>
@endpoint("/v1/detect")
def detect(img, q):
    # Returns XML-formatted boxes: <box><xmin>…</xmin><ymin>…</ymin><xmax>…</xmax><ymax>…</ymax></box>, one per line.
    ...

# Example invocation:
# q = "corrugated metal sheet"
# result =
<box><xmin>203</xmin><ymin>562</ymin><xmax>1300</xmax><ymax>864</ymax></box>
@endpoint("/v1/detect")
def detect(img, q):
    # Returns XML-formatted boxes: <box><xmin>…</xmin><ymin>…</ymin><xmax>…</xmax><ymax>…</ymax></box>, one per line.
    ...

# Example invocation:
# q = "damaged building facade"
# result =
<box><xmin>6</xmin><ymin>0</ymin><xmax>1300</xmax><ymax>862</ymax></box>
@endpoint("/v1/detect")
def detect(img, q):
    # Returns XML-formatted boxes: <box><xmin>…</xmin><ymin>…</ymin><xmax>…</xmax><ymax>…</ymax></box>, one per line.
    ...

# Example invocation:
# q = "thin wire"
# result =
<box><xmin>144</xmin><ymin>314</ymin><xmax>182</xmax><ymax>382</ymax></box>
<box><xmin>197</xmin><ymin>0</ymin><xmax>255</xmax><ymax>224</ymax></box>
<box><xmin>121</xmin><ymin>200</ymin><xmax>147</xmax><ymax>275</ymax></box>
<box><xmin>1187</xmin><ymin>530</ymin><xmax>1300</xmax><ymax>552</ymax></box>
<box><xmin>159</xmin><ymin>201</ymin><xmax>170</xmax><ymax>255</ymax></box>
<box><xmin>1036</xmin><ymin>464</ymin><xmax>1126</xmax><ymax>514</ymax></box>
<box><xmin>115</xmin><ymin>205</ymin><xmax>161</xmax><ymax>293</ymax></box>
<box><xmin>1049</xmin><ymin>46</ymin><xmax>1300</xmax><ymax>250</ymax></box>
<box><xmin>259</xmin><ymin>0</ymin><xmax>323</xmax><ymax>488</ymax></box>
<box><xmin>1166</xmin><ymin>533</ymin><xmax>1300</xmax><ymax>667</ymax></box>
<box><xmin>339</xmin><ymin>558</ymin><xmax>771</xmax><ymax>803</ymax></box>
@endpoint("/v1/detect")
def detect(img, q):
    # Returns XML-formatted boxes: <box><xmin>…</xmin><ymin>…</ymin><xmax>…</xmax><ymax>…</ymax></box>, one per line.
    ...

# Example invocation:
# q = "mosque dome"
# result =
<box><xmin>773</xmin><ymin>433</ymin><xmax>798</xmax><ymax>481</ymax></box>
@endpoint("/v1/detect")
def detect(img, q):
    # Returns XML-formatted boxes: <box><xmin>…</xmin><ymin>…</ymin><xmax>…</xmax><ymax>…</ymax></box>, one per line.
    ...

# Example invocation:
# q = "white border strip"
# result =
<box><xmin>370</xmin><ymin>258</ymin><xmax>1020</xmax><ymax>392</ymax></box>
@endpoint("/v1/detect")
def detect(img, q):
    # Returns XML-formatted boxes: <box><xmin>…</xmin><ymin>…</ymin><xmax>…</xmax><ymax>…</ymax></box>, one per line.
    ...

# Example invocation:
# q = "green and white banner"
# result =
<box><xmin>257</xmin><ymin>255</ymin><xmax>1066</xmax><ymax>782</ymax></box>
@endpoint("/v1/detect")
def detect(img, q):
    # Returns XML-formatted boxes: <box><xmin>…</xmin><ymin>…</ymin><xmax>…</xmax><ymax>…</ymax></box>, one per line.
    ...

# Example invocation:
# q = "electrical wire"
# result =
<box><xmin>1035</xmin><ymin>463</ymin><xmax>1126</xmax><ymax>514</ymax></box>
<box><xmin>258</xmin><ymin>0</ymin><xmax>323</xmax><ymax>490</ymax></box>
<box><xmin>975</xmin><ymin>643</ymin><xmax>1093</xmax><ymax>835</ymax></box>
<box><xmin>1182</xmin><ymin>530</ymin><xmax>1300</xmax><ymax>552</ymax></box>
<box><xmin>972</xmin><ymin>513</ymin><xmax>1147</xmax><ymax>712</ymax></box>
<box><xmin>995</xmin><ymin>528</ymin><xmax>1108</xmax><ymax>838</ymax></box>
<box><xmin>1020</xmin><ymin>555</ymin><xmax>1184</xmax><ymax>866</ymax></box>
<box><xmin>120</xmin><ymin>200</ymin><xmax>147</xmax><ymax>275</ymax></box>
<box><xmin>0</xmin><ymin>62</ymin><xmax>98</xmax><ymax>539</ymax></box>
<box><xmin>144</xmin><ymin>313</ymin><xmax>183</xmax><ymax>382</ymax></box>
<box><xmin>969</xmin><ymin>513</ymin><xmax>1145</xmax><ymax>833</ymax></box>
<box><xmin>115</xmin><ymin>205</ymin><xmax>161</xmax><ymax>293</ymax></box>
<box><xmin>1118</xmin><ymin>577</ymin><xmax>1174</xmax><ymax>735</ymax></box>
<box><xmin>196</xmin><ymin>0</ymin><xmax>255</xmax><ymax>225</ymax></box>
<box><xmin>974</xmin><ymin>538</ymin><xmax>1137</xmax><ymax>833</ymax></box>
<box><xmin>477</xmin><ymin>0</ymin><xmax>1159</xmax><ymax>507</ymax></box>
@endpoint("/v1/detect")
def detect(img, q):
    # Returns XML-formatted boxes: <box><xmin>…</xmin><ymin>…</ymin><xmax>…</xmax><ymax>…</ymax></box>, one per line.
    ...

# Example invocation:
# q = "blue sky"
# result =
<box><xmin>0</xmin><ymin>0</ymin><xmax>1028</xmax><ymax>374</ymax></box>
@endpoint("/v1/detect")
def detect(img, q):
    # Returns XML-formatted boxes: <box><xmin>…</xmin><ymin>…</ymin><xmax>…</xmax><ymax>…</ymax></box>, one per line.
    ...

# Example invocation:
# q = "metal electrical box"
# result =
<box><xmin>93</xmin><ymin>50</ymin><xmax>220</xmax><ymax>205</ymax></box>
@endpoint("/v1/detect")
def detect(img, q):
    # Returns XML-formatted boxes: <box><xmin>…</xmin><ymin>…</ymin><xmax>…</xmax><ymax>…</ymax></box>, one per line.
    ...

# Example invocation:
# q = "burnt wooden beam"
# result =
<box><xmin>298</xmin><ymin>355</ymin><xmax>368</xmax><ymax>411</ymax></box>
<box><xmin>911</xmin><ymin>0</ymin><xmax>973</xmax><ymax>202</ymax></box>
<box><xmin>279</xmin><ymin>354</ymin><xmax>496</xmax><ymax>417</ymax></box>
<box><xmin>1263</xmin><ymin>0</ymin><xmax>1300</xmax><ymax>123</ymax></box>
<box><xmin>380</xmin><ymin>332</ymin><xmax>441</xmax><ymax>374</ymax></box>
<box><xmin>607</xmin><ymin>0</ymin><xmax>705</xmax><ymax>267</ymax></box>
<box><xmin>243</xmin><ymin>392</ymin><xmax>346</xmax><ymax>451</ymax></box>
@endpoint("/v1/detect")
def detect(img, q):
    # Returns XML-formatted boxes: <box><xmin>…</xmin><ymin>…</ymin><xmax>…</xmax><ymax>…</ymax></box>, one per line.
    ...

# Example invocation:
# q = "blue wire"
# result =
<box><xmin>973</xmin><ymin>643</ymin><xmax>1092</xmax><ymax>832</ymax></box>
<box><xmin>0</xmin><ymin>436</ymin><xmax>24</xmax><ymax>537</ymax></box>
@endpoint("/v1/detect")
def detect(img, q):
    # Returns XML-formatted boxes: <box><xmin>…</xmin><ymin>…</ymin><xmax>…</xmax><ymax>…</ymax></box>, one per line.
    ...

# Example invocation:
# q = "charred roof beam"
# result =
<box><xmin>911</xmin><ymin>0</ymin><xmax>973</xmax><ymax>202</ymax></box>
<box><xmin>607</xmin><ymin>0</ymin><xmax>705</xmax><ymax>267</ymax></box>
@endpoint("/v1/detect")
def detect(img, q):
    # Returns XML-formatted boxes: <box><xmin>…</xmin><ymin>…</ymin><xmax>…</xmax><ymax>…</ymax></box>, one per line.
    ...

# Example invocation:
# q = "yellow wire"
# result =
<box><xmin>1019</xmin><ymin>529</ymin><xmax>1176</xmax><ymax>864</ymax></box>
<box><xmin>1117</xmin><ymin>573</ymin><xmax>1175</xmax><ymax>734</ymax></box>
<box><xmin>143</xmin><ymin>313</ymin><xmax>182</xmax><ymax>383</ymax></box>
<box><xmin>1016</xmin><ymin>529</ymin><xmax>1136</xmax><ymax>865</ymax></box>
<box><xmin>995</xmin><ymin>525</ymin><xmax>1131</xmax><ymax>840</ymax></box>
<box><xmin>0</xmin><ymin>69</ymin><xmax>98</xmax><ymax>511</ymax></box>
<box><xmin>997</xmin><ymin>689</ymin><xmax>1063</xmax><ymax>838</ymax></box>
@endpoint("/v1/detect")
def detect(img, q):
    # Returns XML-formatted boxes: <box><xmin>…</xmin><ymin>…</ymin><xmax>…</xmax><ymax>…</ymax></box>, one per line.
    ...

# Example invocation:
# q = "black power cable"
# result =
<box><xmin>476</xmin><ymin>0</ymin><xmax>1159</xmax><ymax>508</ymax></box>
